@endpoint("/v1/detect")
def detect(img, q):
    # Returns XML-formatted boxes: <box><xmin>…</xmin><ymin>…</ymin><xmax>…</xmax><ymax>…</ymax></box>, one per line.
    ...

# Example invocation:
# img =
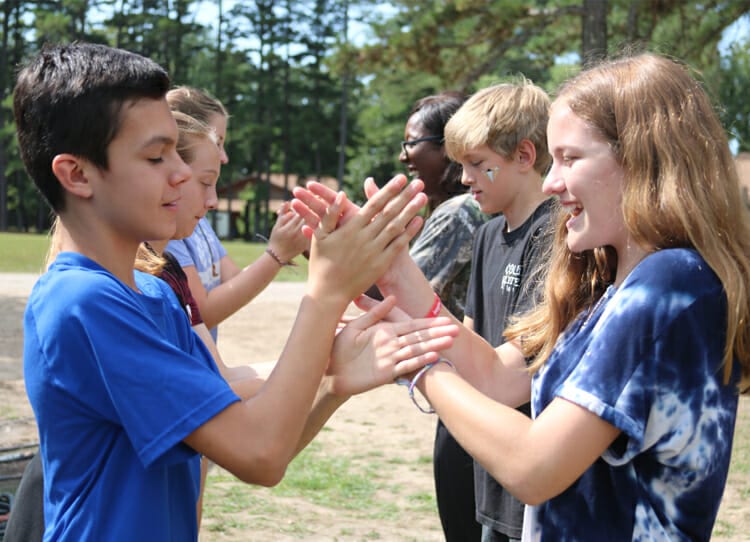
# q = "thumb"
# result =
<box><xmin>348</xmin><ymin>296</ymin><xmax>398</xmax><ymax>330</ymax></box>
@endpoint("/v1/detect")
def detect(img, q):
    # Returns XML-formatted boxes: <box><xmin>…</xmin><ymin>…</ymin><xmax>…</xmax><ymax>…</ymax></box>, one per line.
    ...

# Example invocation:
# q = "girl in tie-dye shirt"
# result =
<box><xmin>328</xmin><ymin>52</ymin><xmax>750</xmax><ymax>542</ymax></box>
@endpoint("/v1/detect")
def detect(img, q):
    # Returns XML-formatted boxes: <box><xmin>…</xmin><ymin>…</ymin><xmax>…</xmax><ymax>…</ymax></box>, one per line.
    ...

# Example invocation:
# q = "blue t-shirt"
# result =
<box><xmin>24</xmin><ymin>253</ymin><xmax>239</xmax><ymax>541</ymax></box>
<box><xmin>166</xmin><ymin>217</ymin><xmax>226</xmax><ymax>340</ymax></box>
<box><xmin>524</xmin><ymin>248</ymin><xmax>740</xmax><ymax>541</ymax></box>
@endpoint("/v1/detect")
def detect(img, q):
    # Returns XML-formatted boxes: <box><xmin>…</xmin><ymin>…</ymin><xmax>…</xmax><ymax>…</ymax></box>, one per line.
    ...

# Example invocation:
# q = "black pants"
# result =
<box><xmin>434</xmin><ymin>419</ymin><xmax>481</xmax><ymax>541</ymax></box>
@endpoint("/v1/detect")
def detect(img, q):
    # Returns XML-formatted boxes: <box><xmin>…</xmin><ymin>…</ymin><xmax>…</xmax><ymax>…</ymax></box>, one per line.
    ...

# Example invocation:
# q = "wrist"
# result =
<box><xmin>398</xmin><ymin>358</ymin><xmax>455</xmax><ymax>414</ymax></box>
<box><xmin>302</xmin><ymin>283</ymin><xmax>351</xmax><ymax>315</ymax></box>
<box><xmin>265</xmin><ymin>246</ymin><xmax>295</xmax><ymax>267</ymax></box>
<box><xmin>374</xmin><ymin>250</ymin><xmax>409</xmax><ymax>294</ymax></box>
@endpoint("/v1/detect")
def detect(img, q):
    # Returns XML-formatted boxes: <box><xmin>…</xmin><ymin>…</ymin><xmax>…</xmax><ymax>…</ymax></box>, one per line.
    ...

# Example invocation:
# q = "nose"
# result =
<box><xmin>219</xmin><ymin>146</ymin><xmax>229</xmax><ymax>165</ymax></box>
<box><xmin>206</xmin><ymin>185</ymin><xmax>218</xmax><ymax>210</ymax></box>
<box><xmin>399</xmin><ymin>147</ymin><xmax>409</xmax><ymax>163</ymax></box>
<box><xmin>460</xmin><ymin>168</ymin><xmax>473</xmax><ymax>186</ymax></box>
<box><xmin>171</xmin><ymin>157</ymin><xmax>192</xmax><ymax>187</ymax></box>
<box><xmin>542</xmin><ymin>164</ymin><xmax>564</xmax><ymax>195</ymax></box>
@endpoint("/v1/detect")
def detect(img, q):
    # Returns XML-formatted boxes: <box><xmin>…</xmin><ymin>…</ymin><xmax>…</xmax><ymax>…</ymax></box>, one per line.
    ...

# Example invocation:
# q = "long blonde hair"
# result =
<box><xmin>507</xmin><ymin>53</ymin><xmax>750</xmax><ymax>391</ymax></box>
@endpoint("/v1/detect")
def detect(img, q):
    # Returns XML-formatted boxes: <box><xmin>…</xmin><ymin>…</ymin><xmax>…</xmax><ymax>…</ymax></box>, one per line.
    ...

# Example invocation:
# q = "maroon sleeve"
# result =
<box><xmin>160</xmin><ymin>251</ymin><xmax>204</xmax><ymax>326</ymax></box>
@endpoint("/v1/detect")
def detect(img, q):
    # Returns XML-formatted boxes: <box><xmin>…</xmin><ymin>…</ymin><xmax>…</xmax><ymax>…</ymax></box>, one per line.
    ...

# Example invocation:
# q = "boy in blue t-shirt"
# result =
<box><xmin>13</xmin><ymin>42</ymin><xmax>451</xmax><ymax>541</ymax></box>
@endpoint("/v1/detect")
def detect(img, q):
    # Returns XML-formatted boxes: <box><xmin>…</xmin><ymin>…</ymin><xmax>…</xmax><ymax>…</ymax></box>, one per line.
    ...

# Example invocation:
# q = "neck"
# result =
<box><xmin>614</xmin><ymin>241</ymin><xmax>649</xmax><ymax>287</ymax></box>
<box><xmin>148</xmin><ymin>239</ymin><xmax>169</xmax><ymax>255</ymax></box>
<box><xmin>57</xmin><ymin>212</ymin><xmax>139</xmax><ymax>289</ymax></box>
<box><xmin>504</xmin><ymin>190</ymin><xmax>548</xmax><ymax>232</ymax></box>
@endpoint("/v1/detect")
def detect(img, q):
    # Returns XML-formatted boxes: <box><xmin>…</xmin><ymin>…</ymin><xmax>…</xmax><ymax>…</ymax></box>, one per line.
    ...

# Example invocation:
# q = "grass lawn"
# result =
<box><xmin>0</xmin><ymin>232</ymin><xmax>307</xmax><ymax>280</ymax></box>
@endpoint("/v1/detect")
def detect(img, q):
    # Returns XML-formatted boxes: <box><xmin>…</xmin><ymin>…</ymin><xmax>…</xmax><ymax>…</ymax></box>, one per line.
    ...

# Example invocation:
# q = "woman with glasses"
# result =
<box><xmin>400</xmin><ymin>92</ymin><xmax>488</xmax><ymax>541</ymax></box>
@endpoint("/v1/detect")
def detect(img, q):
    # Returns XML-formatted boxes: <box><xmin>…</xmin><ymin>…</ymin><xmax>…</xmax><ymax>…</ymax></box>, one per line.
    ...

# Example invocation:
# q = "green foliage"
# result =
<box><xmin>0</xmin><ymin>232</ymin><xmax>307</xmax><ymax>280</ymax></box>
<box><xmin>1</xmin><ymin>0</ymin><xmax>750</xmax><ymax>232</ymax></box>
<box><xmin>0</xmin><ymin>232</ymin><xmax>51</xmax><ymax>273</ymax></box>
<box><xmin>715</xmin><ymin>39</ymin><xmax>750</xmax><ymax>152</ymax></box>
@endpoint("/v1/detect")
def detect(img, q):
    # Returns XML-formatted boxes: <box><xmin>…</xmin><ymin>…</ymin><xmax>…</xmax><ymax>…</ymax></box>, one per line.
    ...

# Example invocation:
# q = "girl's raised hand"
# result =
<box><xmin>267</xmin><ymin>202</ymin><xmax>309</xmax><ymax>263</ymax></box>
<box><xmin>329</xmin><ymin>296</ymin><xmax>459</xmax><ymax>396</ymax></box>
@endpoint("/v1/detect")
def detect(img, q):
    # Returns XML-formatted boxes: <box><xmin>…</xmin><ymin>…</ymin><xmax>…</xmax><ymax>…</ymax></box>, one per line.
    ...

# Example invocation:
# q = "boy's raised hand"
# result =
<box><xmin>305</xmin><ymin>176</ymin><xmax>427</xmax><ymax>305</ymax></box>
<box><xmin>328</xmin><ymin>296</ymin><xmax>459</xmax><ymax>396</ymax></box>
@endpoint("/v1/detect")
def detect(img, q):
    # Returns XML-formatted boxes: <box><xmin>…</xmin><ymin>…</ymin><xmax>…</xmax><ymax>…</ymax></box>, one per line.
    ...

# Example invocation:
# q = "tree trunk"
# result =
<box><xmin>336</xmin><ymin>0</ymin><xmax>349</xmax><ymax>191</ymax></box>
<box><xmin>581</xmin><ymin>0</ymin><xmax>608</xmax><ymax>66</ymax></box>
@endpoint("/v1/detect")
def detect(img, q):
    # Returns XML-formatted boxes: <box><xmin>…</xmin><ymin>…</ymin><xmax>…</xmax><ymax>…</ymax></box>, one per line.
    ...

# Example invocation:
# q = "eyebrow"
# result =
<box><xmin>140</xmin><ymin>135</ymin><xmax>176</xmax><ymax>149</ymax></box>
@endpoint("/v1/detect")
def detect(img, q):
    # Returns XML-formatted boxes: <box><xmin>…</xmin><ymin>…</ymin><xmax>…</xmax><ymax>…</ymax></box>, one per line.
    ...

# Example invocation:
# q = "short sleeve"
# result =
<box><xmin>30</xmin><ymin>271</ymin><xmax>238</xmax><ymax>469</ymax></box>
<box><xmin>410</xmin><ymin>196</ymin><xmax>483</xmax><ymax>297</ymax></box>
<box><xmin>552</xmin><ymin>253</ymin><xmax>730</xmax><ymax>466</ymax></box>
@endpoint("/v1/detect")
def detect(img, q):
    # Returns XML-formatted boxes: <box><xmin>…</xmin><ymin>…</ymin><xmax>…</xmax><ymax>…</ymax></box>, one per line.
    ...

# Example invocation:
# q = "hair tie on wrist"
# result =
<box><xmin>396</xmin><ymin>358</ymin><xmax>455</xmax><ymax>414</ymax></box>
<box><xmin>265</xmin><ymin>247</ymin><xmax>295</xmax><ymax>267</ymax></box>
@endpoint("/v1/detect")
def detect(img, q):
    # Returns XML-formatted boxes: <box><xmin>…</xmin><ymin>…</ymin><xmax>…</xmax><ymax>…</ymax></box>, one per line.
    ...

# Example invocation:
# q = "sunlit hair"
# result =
<box><xmin>172</xmin><ymin>110</ymin><xmax>217</xmax><ymax>164</ymax></box>
<box><xmin>506</xmin><ymin>53</ymin><xmax>750</xmax><ymax>391</ymax></box>
<box><xmin>445</xmin><ymin>78</ymin><xmax>551</xmax><ymax>175</ymax></box>
<box><xmin>166</xmin><ymin>86</ymin><xmax>227</xmax><ymax>124</ymax></box>
<box><xmin>44</xmin><ymin>217</ymin><xmax>63</xmax><ymax>272</ymax></box>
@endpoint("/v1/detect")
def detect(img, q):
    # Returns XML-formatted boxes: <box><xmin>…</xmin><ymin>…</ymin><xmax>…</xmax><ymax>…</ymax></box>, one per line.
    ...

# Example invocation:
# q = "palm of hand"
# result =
<box><xmin>329</xmin><ymin>320</ymin><xmax>400</xmax><ymax>396</ymax></box>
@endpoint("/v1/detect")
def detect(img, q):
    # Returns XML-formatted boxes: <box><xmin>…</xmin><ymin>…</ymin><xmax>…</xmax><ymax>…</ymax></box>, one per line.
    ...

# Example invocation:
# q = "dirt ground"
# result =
<box><xmin>0</xmin><ymin>272</ymin><xmax>747</xmax><ymax>541</ymax></box>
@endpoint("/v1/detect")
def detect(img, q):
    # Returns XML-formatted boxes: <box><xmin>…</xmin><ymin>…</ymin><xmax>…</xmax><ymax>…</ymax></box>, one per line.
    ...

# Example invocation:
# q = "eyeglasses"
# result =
<box><xmin>401</xmin><ymin>135</ymin><xmax>444</xmax><ymax>155</ymax></box>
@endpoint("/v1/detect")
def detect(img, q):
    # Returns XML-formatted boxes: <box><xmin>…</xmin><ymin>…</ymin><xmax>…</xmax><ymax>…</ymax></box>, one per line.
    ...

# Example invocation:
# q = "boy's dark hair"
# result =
<box><xmin>13</xmin><ymin>42</ymin><xmax>171</xmax><ymax>212</ymax></box>
<box><xmin>409</xmin><ymin>91</ymin><xmax>467</xmax><ymax>199</ymax></box>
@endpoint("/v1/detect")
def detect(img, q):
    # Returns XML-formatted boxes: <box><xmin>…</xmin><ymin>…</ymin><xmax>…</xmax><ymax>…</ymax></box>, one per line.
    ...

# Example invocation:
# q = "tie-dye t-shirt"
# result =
<box><xmin>524</xmin><ymin>248</ymin><xmax>740</xmax><ymax>542</ymax></box>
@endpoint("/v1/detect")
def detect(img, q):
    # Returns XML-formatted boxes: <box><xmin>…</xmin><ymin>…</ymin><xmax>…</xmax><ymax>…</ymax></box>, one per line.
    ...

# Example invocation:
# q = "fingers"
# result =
<box><xmin>364</xmin><ymin>176</ymin><xmax>379</xmax><ymax>200</ymax></box>
<box><xmin>314</xmin><ymin>191</ymin><xmax>346</xmax><ymax>240</ymax></box>
<box><xmin>392</xmin><ymin>352</ymin><xmax>441</xmax><ymax>379</ymax></box>
<box><xmin>277</xmin><ymin>201</ymin><xmax>291</xmax><ymax>215</ymax></box>
<box><xmin>347</xmin><ymin>296</ymin><xmax>397</xmax><ymax>329</ymax></box>
<box><xmin>390</xmin><ymin>322</ymin><xmax>459</xmax><ymax>353</ymax></box>
<box><xmin>391</xmin><ymin>317</ymin><xmax>458</xmax><ymax>337</ymax></box>
<box><xmin>304</xmin><ymin>181</ymin><xmax>338</xmax><ymax>204</ymax></box>
<box><xmin>357</xmin><ymin>174</ymin><xmax>410</xmax><ymax>224</ymax></box>
<box><xmin>291</xmin><ymin>187</ymin><xmax>327</xmax><ymax>226</ymax></box>
<box><xmin>336</xmin><ymin>178</ymin><xmax>424</xmax><ymax>260</ymax></box>
<box><xmin>354</xmin><ymin>295</ymin><xmax>412</xmax><ymax>322</ymax></box>
<box><xmin>291</xmin><ymin>200</ymin><xmax>322</xmax><ymax>232</ymax></box>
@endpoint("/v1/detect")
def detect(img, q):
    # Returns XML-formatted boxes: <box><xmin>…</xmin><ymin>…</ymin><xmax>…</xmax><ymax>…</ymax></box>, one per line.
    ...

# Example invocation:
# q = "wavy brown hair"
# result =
<box><xmin>506</xmin><ymin>53</ymin><xmax>750</xmax><ymax>391</ymax></box>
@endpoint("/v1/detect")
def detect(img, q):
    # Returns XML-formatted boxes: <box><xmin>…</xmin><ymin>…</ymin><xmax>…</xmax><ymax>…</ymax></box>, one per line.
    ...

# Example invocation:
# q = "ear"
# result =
<box><xmin>51</xmin><ymin>154</ymin><xmax>94</xmax><ymax>200</ymax></box>
<box><xmin>516</xmin><ymin>139</ymin><xmax>537</xmax><ymax>173</ymax></box>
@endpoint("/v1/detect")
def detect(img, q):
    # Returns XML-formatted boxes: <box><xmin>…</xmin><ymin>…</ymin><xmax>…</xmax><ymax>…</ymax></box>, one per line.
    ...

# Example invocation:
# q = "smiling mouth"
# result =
<box><xmin>561</xmin><ymin>202</ymin><xmax>582</xmax><ymax>218</ymax></box>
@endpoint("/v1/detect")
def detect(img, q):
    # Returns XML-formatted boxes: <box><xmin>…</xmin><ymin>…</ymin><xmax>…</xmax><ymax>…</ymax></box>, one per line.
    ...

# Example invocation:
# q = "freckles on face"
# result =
<box><xmin>546</xmin><ymin>102</ymin><xmax>628</xmax><ymax>254</ymax></box>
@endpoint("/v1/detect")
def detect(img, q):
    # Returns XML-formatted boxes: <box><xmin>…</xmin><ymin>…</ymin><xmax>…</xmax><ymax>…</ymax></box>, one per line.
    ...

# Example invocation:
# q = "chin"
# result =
<box><xmin>565</xmin><ymin>236</ymin><xmax>587</xmax><ymax>253</ymax></box>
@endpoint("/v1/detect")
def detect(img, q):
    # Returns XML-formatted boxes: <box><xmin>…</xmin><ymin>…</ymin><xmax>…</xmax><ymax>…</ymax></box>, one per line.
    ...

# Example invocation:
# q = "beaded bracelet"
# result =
<box><xmin>265</xmin><ymin>247</ymin><xmax>295</xmax><ymax>267</ymax></box>
<box><xmin>396</xmin><ymin>358</ymin><xmax>455</xmax><ymax>414</ymax></box>
<box><xmin>424</xmin><ymin>292</ymin><xmax>442</xmax><ymax>318</ymax></box>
